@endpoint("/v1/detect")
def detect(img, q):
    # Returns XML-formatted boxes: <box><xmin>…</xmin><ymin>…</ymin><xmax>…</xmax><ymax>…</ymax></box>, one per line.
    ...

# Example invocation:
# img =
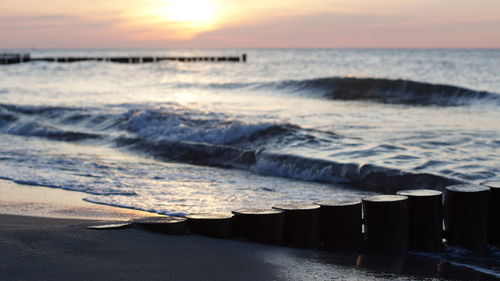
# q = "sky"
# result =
<box><xmin>1</xmin><ymin>0</ymin><xmax>499</xmax><ymax>48</ymax></box>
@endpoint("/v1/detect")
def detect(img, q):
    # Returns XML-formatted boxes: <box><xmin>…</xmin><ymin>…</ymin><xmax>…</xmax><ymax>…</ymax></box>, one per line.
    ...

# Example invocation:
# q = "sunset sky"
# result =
<box><xmin>1</xmin><ymin>0</ymin><xmax>499</xmax><ymax>48</ymax></box>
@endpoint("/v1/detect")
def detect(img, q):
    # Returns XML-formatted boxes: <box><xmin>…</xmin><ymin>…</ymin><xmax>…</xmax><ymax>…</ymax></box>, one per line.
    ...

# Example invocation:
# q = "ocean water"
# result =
<box><xmin>1</xmin><ymin>48</ymin><xmax>499</xmax><ymax>213</ymax></box>
<box><xmin>1</xmin><ymin>48</ymin><xmax>499</xmax><ymax>275</ymax></box>
<box><xmin>1</xmin><ymin>48</ymin><xmax>499</xmax><ymax>212</ymax></box>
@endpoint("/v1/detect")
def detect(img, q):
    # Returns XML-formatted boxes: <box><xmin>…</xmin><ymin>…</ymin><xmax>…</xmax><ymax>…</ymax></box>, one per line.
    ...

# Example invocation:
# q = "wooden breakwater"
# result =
<box><xmin>0</xmin><ymin>53</ymin><xmax>247</xmax><ymax>64</ymax></box>
<box><xmin>107</xmin><ymin>182</ymin><xmax>500</xmax><ymax>256</ymax></box>
<box><xmin>0</xmin><ymin>53</ymin><xmax>31</xmax><ymax>64</ymax></box>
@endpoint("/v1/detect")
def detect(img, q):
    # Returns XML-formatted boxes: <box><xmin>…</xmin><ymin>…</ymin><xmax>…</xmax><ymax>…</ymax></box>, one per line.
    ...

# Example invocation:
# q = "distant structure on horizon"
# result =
<box><xmin>0</xmin><ymin>53</ymin><xmax>247</xmax><ymax>65</ymax></box>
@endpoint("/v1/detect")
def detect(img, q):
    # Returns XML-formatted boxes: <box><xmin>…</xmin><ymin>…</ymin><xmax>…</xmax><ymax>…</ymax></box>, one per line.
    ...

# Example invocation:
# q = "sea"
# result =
<box><xmin>0</xmin><ymin>49</ymin><xmax>499</xmax><ymax>276</ymax></box>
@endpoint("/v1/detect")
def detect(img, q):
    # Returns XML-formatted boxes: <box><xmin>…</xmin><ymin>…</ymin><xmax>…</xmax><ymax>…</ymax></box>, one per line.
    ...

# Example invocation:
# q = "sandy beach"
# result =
<box><xmin>0</xmin><ymin>214</ymin><xmax>285</xmax><ymax>281</ymax></box>
<box><xmin>1</xmin><ymin>180</ymin><xmax>497</xmax><ymax>281</ymax></box>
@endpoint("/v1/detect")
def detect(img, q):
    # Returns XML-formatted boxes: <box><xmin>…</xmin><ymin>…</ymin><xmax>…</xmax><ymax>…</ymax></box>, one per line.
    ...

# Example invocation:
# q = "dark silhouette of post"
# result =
<box><xmin>363</xmin><ymin>195</ymin><xmax>409</xmax><ymax>254</ymax></box>
<box><xmin>481</xmin><ymin>181</ymin><xmax>499</xmax><ymax>248</ymax></box>
<box><xmin>397</xmin><ymin>189</ymin><xmax>443</xmax><ymax>252</ymax></box>
<box><xmin>185</xmin><ymin>213</ymin><xmax>234</xmax><ymax>239</ymax></box>
<box><xmin>315</xmin><ymin>199</ymin><xmax>362</xmax><ymax>251</ymax></box>
<box><xmin>232</xmin><ymin>208</ymin><xmax>284</xmax><ymax>245</ymax></box>
<box><xmin>242</xmin><ymin>54</ymin><xmax>247</xmax><ymax>62</ymax></box>
<box><xmin>444</xmin><ymin>184</ymin><xmax>490</xmax><ymax>253</ymax></box>
<box><xmin>273</xmin><ymin>203</ymin><xmax>320</xmax><ymax>248</ymax></box>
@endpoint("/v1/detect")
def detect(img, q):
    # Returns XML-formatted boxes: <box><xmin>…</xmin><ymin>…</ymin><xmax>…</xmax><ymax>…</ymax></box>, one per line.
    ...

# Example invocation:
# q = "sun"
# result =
<box><xmin>162</xmin><ymin>0</ymin><xmax>217</xmax><ymax>28</ymax></box>
<box><xmin>132</xmin><ymin>0</ymin><xmax>223</xmax><ymax>40</ymax></box>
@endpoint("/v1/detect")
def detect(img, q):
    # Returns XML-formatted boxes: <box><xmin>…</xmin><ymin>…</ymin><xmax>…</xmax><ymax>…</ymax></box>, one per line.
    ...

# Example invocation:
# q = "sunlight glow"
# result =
<box><xmin>162</xmin><ymin>0</ymin><xmax>217</xmax><ymax>28</ymax></box>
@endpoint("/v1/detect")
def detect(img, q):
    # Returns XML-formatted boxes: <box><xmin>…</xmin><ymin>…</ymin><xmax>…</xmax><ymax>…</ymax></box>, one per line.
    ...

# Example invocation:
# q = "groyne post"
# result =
<box><xmin>0</xmin><ymin>53</ymin><xmax>29</xmax><ymax>64</ymax></box>
<box><xmin>232</xmin><ymin>208</ymin><xmax>284</xmax><ymax>245</ymax></box>
<box><xmin>273</xmin><ymin>204</ymin><xmax>321</xmax><ymax>248</ymax></box>
<box><xmin>133</xmin><ymin>216</ymin><xmax>189</xmax><ymax>235</ymax></box>
<box><xmin>315</xmin><ymin>199</ymin><xmax>362</xmax><ymax>251</ymax></box>
<box><xmin>185</xmin><ymin>213</ymin><xmax>234</xmax><ymax>239</ymax></box>
<box><xmin>363</xmin><ymin>195</ymin><xmax>409</xmax><ymax>254</ymax></box>
<box><xmin>396</xmin><ymin>189</ymin><xmax>443</xmax><ymax>252</ymax></box>
<box><xmin>481</xmin><ymin>181</ymin><xmax>500</xmax><ymax>247</ymax></box>
<box><xmin>444</xmin><ymin>184</ymin><xmax>490</xmax><ymax>253</ymax></box>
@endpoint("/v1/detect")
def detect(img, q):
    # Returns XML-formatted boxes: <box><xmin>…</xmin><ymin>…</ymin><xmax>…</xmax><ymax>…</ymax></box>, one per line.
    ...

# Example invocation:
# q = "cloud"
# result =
<box><xmin>0</xmin><ymin>14</ymin><xmax>119</xmax><ymax>30</ymax></box>
<box><xmin>1</xmin><ymin>8</ymin><xmax>498</xmax><ymax>48</ymax></box>
<box><xmin>184</xmin><ymin>12</ymin><xmax>500</xmax><ymax>48</ymax></box>
<box><xmin>0</xmin><ymin>14</ymin><xmax>128</xmax><ymax>48</ymax></box>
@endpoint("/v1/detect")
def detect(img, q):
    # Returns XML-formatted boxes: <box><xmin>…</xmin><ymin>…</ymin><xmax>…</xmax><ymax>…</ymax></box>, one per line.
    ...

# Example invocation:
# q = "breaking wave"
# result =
<box><xmin>0</xmin><ymin>102</ymin><xmax>469</xmax><ymax>192</ymax></box>
<box><xmin>193</xmin><ymin>77</ymin><xmax>500</xmax><ymax>106</ymax></box>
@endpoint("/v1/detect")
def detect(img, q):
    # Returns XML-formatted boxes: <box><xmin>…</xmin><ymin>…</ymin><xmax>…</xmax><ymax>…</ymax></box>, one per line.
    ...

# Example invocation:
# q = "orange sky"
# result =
<box><xmin>1</xmin><ymin>0</ymin><xmax>499</xmax><ymax>48</ymax></box>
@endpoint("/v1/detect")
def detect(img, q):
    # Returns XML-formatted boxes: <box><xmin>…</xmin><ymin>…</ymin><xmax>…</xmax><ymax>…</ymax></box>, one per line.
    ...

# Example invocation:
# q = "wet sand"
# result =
<box><xmin>0</xmin><ymin>179</ymin><xmax>153</xmax><ymax>220</ymax></box>
<box><xmin>0</xmin><ymin>214</ymin><xmax>285</xmax><ymax>281</ymax></box>
<box><xmin>0</xmin><ymin>180</ymin><xmax>496</xmax><ymax>280</ymax></box>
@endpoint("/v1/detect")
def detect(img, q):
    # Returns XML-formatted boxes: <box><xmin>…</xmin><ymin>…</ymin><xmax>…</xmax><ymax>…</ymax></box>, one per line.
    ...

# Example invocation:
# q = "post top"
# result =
<box><xmin>232</xmin><ymin>208</ymin><xmax>283</xmax><ymax>215</ymax></box>
<box><xmin>446</xmin><ymin>184</ymin><xmax>490</xmax><ymax>193</ymax></box>
<box><xmin>273</xmin><ymin>203</ymin><xmax>320</xmax><ymax>211</ymax></box>
<box><xmin>185</xmin><ymin>213</ymin><xmax>233</xmax><ymax>220</ymax></box>
<box><xmin>481</xmin><ymin>181</ymin><xmax>500</xmax><ymax>189</ymax></box>
<box><xmin>315</xmin><ymin>198</ymin><xmax>362</xmax><ymax>207</ymax></box>
<box><xmin>396</xmin><ymin>189</ymin><xmax>442</xmax><ymax>197</ymax></box>
<box><xmin>362</xmin><ymin>195</ymin><xmax>408</xmax><ymax>203</ymax></box>
<box><xmin>87</xmin><ymin>222</ymin><xmax>132</xmax><ymax>230</ymax></box>
<box><xmin>133</xmin><ymin>216</ymin><xmax>186</xmax><ymax>224</ymax></box>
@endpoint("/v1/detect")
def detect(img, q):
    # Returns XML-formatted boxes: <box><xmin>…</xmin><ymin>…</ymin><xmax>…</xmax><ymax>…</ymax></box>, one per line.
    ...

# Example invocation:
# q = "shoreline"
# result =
<box><xmin>0</xmin><ymin>179</ymin><xmax>155</xmax><ymax>220</ymax></box>
<box><xmin>0</xmin><ymin>214</ymin><xmax>496</xmax><ymax>281</ymax></box>
<box><xmin>1</xmin><ymin>180</ymin><xmax>498</xmax><ymax>280</ymax></box>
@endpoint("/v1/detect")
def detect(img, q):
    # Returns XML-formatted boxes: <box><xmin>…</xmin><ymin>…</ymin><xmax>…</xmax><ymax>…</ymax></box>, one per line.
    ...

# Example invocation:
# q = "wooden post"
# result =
<box><xmin>232</xmin><ymin>208</ymin><xmax>284</xmax><ymax>245</ymax></box>
<box><xmin>481</xmin><ymin>181</ymin><xmax>499</xmax><ymax>248</ymax></box>
<box><xmin>133</xmin><ymin>216</ymin><xmax>188</xmax><ymax>235</ymax></box>
<box><xmin>273</xmin><ymin>204</ymin><xmax>320</xmax><ymax>248</ymax></box>
<box><xmin>242</xmin><ymin>54</ymin><xmax>247</xmax><ymax>62</ymax></box>
<box><xmin>185</xmin><ymin>213</ymin><xmax>234</xmax><ymax>239</ymax></box>
<box><xmin>110</xmin><ymin>57</ymin><xmax>128</xmax><ymax>63</ymax></box>
<box><xmin>315</xmin><ymin>199</ymin><xmax>362</xmax><ymax>251</ymax></box>
<box><xmin>363</xmin><ymin>195</ymin><xmax>409</xmax><ymax>254</ymax></box>
<box><xmin>396</xmin><ymin>189</ymin><xmax>443</xmax><ymax>252</ymax></box>
<box><xmin>444</xmin><ymin>184</ymin><xmax>490</xmax><ymax>253</ymax></box>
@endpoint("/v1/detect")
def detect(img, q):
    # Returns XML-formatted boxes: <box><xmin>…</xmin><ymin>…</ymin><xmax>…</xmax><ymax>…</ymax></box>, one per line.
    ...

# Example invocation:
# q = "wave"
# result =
<box><xmin>252</xmin><ymin>153</ymin><xmax>461</xmax><ymax>192</ymax></box>
<box><xmin>0</xmin><ymin>104</ymin><xmax>295</xmax><ymax>145</ymax></box>
<box><xmin>283</xmin><ymin>77</ymin><xmax>500</xmax><ymax>106</ymax></box>
<box><xmin>0</xmin><ymin>109</ymin><xmax>101</xmax><ymax>141</ymax></box>
<box><xmin>0</xmin><ymin>102</ymin><xmax>466</xmax><ymax>191</ymax></box>
<box><xmin>115</xmin><ymin>137</ymin><xmax>257</xmax><ymax>170</ymax></box>
<box><xmin>0</xmin><ymin>176</ymin><xmax>137</xmax><ymax>196</ymax></box>
<box><xmin>186</xmin><ymin>77</ymin><xmax>500</xmax><ymax>107</ymax></box>
<box><xmin>122</xmin><ymin>108</ymin><xmax>297</xmax><ymax>145</ymax></box>
<box><xmin>115</xmin><ymin>136</ymin><xmax>461</xmax><ymax>192</ymax></box>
